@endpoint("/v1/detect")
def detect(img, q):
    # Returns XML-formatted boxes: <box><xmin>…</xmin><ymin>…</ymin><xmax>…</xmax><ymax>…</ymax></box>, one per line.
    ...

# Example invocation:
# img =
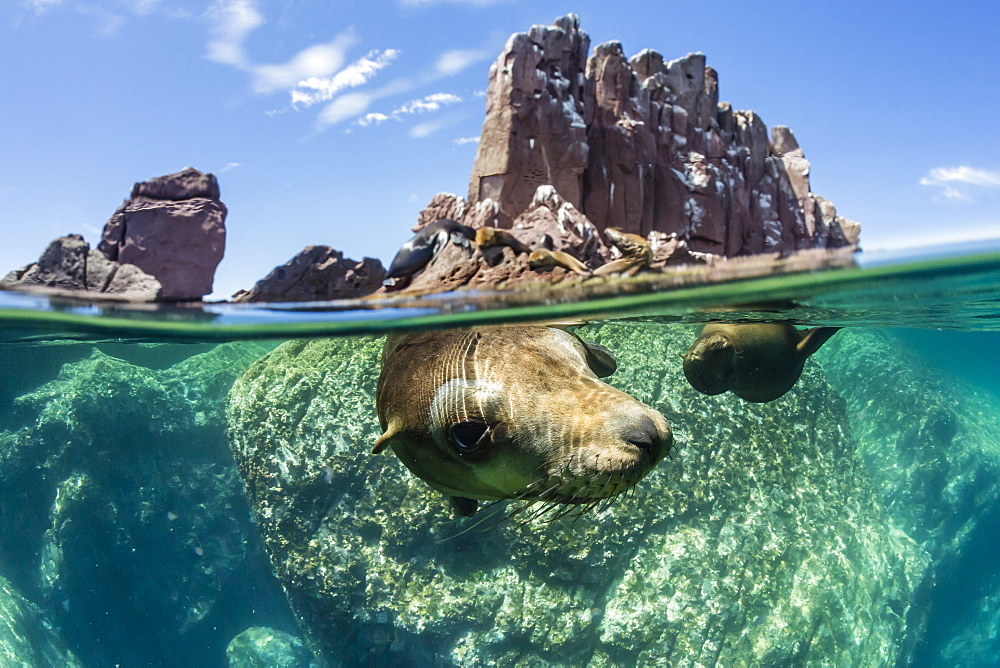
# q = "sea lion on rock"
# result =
<box><xmin>681</xmin><ymin>323</ymin><xmax>840</xmax><ymax>402</ymax></box>
<box><xmin>383</xmin><ymin>219</ymin><xmax>476</xmax><ymax>289</ymax></box>
<box><xmin>474</xmin><ymin>227</ymin><xmax>531</xmax><ymax>255</ymax></box>
<box><xmin>374</xmin><ymin>326</ymin><xmax>672</xmax><ymax>517</ymax></box>
<box><xmin>594</xmin><ymin>228</ymin><xmax>652</xmax><ymax>277</ymax></box>
<box><xmin>528</xmin><ymin>248</ymin><xmax>591</xmax><ymax>275</ymax></box>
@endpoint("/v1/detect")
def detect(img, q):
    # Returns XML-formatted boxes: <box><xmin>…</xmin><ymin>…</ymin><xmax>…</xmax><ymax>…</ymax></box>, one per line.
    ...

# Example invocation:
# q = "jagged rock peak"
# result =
<box><xmin>467</xmin><ymin>14</ymin><xmax>860</xmax><ymax>256</ymax></box>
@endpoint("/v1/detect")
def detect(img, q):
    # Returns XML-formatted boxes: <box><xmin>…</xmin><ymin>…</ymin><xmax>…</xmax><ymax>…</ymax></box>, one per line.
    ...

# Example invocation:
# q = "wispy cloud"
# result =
<box><xmin>26</xmin><ymin>0</ymin><xmax>64</xmax><ymax>13</ymax></box>
<box><xmin>204</xmin><ymin>0</ymin><xmax>263</xmax><ymax>68</ymax></box>
<box><xmin>291</xmin><ymin>49</ymin><xmax>399</xmax><ymax>107</ymax></box>
<box><xmin>410</xmin><ymin>120</ymin><xmax>443</xmax><ymax>138</ymax></box>
<box><xmin>218</xmin><ymin>162</ymin><xmax>242</xmax><ymax>173</ymax></box>
<box><xmin>399</xmin><ymin>0</ymin><xmax>511</xmax><ymax>5</ymax></box>
<box><xmin>346</xmin><ymin>93</ymin><xmax>462</xmax><ymax>131</ymax></box>
<box><xmin>434</xmin><ymin>49</ymin><xmax>489</xmax><ymax>76</ymax></box>
<box><xmin>920</xmin><ymin>165</ymin><xmax>1000</xmax><ymax>202</ymax></box>
<box><xmin>454</xmin><ymin>136</ymin><xmax>480</xmax><ymax>145</ymax></box>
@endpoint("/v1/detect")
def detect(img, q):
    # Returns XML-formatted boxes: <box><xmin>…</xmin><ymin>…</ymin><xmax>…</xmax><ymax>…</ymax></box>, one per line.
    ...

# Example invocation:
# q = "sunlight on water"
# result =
<box><xmin>0</xmin><ymin>245</ymin><xmax>998</xmax><ymax>666</ymax></box>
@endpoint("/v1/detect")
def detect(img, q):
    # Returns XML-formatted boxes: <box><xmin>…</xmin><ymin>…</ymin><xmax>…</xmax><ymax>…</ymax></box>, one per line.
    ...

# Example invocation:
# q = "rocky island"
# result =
<box><xmin>2</xmin><ymin>14</ymin><xmax>858</xmax><ymax>304</ymax></box>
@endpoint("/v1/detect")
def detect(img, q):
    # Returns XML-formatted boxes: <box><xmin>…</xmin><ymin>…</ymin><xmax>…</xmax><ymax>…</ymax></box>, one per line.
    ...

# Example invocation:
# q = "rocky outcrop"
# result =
<box><xmin>226</xmin><ymin>627</ymin><xmax>313</xmax><ymax>667</ymax></box>
<box><xmin>98</xmin><ymin>167</ymin><xmax>226</xmax><ymax>301</ymax></box>
<box><xmin>467</xmin><ymin>14</ymin><xmax>859</xmax><ymax>255</ymax></box>
<box><xmin>232</xmin><ymin>246</ymin><xmax>386</xmax><ymax>302</ymax></box>
<box><xmin>226</xmin><ymin>326</ymin><xmax>925</xmax><ymax>666</ymax></box>
<box><xmin>1</xmin><ymin>234</ymin><xmax>162</xmax><ymax>301</ymax></box>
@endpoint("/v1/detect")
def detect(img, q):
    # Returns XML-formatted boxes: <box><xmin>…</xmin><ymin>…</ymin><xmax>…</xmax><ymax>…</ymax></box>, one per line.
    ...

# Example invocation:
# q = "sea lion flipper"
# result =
<box><xmin>449</xmin><ymin>496</ymin><xmax>479</xmax><ymax>517</ymax></box>
<box><xmin>579</xmin><ymin>340</ymin><xmax>618</xmax><ymax>377</ymax></box>
<box><xmin>372</xmin><ymin>426</ymin><xmax>398</xmax><ymax>454</ymax></box>
<box><xmin>796</xmin><ymin>327</ymin><xmax>841</xmax><ymax>358</ymax></box>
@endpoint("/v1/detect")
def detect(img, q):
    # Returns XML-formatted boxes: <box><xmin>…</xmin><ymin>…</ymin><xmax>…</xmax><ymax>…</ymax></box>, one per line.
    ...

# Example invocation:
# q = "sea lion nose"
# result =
<box><xmin>624</xmin><ymin>416</ymin><xmax>661</xmax><ymax>456</ymax></box>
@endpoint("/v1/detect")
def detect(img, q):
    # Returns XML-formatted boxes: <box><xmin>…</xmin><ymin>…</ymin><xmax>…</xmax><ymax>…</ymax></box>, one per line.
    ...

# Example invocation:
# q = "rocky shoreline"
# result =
<box><xmin>2</xmin><ymin>14</ymin><xmax>859</xmax><ymax>305</ymax></box>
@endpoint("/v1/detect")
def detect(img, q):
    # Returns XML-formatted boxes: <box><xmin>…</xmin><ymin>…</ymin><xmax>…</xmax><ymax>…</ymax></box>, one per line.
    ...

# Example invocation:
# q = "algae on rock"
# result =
<box><xmin>227</xmin><ymin>325</ymin><xmax>928</xmax><ymax>666</ymax></box>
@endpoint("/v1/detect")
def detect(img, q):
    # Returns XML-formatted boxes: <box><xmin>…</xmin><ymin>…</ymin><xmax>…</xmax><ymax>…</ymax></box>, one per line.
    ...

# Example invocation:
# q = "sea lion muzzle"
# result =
<box><xmin>374</xmin><ymin>326</ymin><xmax>672</xmax><ymax>517</ymax></box>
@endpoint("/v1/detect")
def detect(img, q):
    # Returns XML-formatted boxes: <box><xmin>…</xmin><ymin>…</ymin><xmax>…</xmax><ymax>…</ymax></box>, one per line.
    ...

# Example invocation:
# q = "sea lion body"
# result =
<box><xmin>375</xmin><ymin>326</ymin><xmax>672</xmax><ymax>516</ymax></box>
<box><xmin>383</xmin><ymin>219</ymin><xmax>475</xmax><ymax>288</ymax></box>
<box><xmin>682</xmin><ymin>323</ymin><xmax>840</xmax><ymax>402</ymax></box>
<box><xmin>475</xmin><ymin>227</ymin><xmax>531</xmax><ymax>254</ymax></box>
<box><xmin>528</xmin><ymin>248</ymin><xmax>591</xmax><ymax>275</ymax></box>
<box><xmin>595</xmin><ymin>229</ymin><xmax>652</xmax><ymax>277</ymax></box>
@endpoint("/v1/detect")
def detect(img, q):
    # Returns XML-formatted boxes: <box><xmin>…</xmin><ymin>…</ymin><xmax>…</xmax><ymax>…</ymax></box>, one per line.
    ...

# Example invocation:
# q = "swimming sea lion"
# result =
<box><xmin>374</xmin><ymin>326</ymin><xmax>672</xmax><ymax>517</ymax></box>
<box><xmin>681</xmin><ymin>323</ymin><xmax>840</xmax><ymax>402</ymax></box>
<box><xmin>528</xmin><ymin>248</ymin><xmax>591</xmax><ymax>275</ymax></box>
<box><xmin>594</xmin><ymin>228</ymin><xmax>652</xmax><ymax>277</ymax></box>
<box><xmin>383</xmin><ymin>219</ymin><xmax>476</xmax><ymax>289</ymax></box>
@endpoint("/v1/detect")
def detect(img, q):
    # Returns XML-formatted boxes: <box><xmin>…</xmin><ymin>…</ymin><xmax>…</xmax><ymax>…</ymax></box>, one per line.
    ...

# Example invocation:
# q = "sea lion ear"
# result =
<box><xmin>449</xmin><ymin>496</ymin><xmax>479</xmax><ymax>517</ymax></box>
<box><xmin>580</xmin><ymin>340</ymin><xmax>618</xmax><ymax>377</ymax></box>
<box><xmin>796</xmin><ymin>327</ymin><xmax>841</xmax><ymax>358</ymax></box>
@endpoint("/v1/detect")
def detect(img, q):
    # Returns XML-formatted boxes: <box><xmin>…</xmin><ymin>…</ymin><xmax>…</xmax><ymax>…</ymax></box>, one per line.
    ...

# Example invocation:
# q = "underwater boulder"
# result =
<box><xmin>0</xmin><ymin>573</ymin><xmax>82</xmax><ymax>666</ymax></box>
<box><xmin>226</xmin><ymin>626</ymin><xmax>314</xmax><ymax>667</ymax></box>
<box><xmin>816</xmin><ymin>329</ymin><xmax>1000</xmax><ymax>662</ymax></box>
<box><xmin>0</xmin><ymin>342</ymin><xmax>282</xmax><ymax>666</ymax></box>
<box><xmin>226</xmin><ymin>324</ymin><xmax>926</xmax><ymax>666</ymax></box>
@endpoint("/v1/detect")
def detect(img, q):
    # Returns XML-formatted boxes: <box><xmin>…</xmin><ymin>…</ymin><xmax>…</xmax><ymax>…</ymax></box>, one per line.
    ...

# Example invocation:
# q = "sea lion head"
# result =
<box><xmin>681</xmin><ymin>331</ymin><xmax>737</xmax><ymax>395</ymax></box>
<box><xmin>375</xmin><ymin>327</ymin><xmax>672</xmax><ymax>516</ymax></box>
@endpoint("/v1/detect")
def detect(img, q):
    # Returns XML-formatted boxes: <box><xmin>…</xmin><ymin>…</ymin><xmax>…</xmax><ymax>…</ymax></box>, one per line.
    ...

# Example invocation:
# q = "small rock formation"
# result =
<box><xmin>1</xmin><ymin>234</ymin><xmax>162</xmax><ymax>301</ymax></box>
<box><xmin>467</xmin><ymin>14</ymin><xmax>860</xmax><ymax>255</ymax></box>
<box><xmin>98</xmin><ymin>167</ymin><xmax>226</xmax><ymax>301</ymax></box>
<box><xmin>232</xmin><ymin>246</ymin><xmax>385</xmax><ymax>302</ymax></box>
<box><xmin>226</xmin><ymin>627</ymin><xmax>313</xmax><ymax>667</ymax></box>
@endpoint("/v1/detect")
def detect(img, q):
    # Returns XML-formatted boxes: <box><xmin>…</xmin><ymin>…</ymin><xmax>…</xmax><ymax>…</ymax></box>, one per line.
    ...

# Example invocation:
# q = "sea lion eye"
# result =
<box><xmin>448</xmin><ymin>420</ymin><xmax>490</xmax><ymax>454</ymax></box>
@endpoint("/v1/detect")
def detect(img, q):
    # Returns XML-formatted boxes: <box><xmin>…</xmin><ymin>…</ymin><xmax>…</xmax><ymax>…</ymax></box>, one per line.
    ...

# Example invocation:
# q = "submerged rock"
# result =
<box><xmin>0</xmin><ymin>342</ymin><xmax>286</xmax><ymax>666</ymax></box>
<box><xmin>226</xmin><ymin>626</ymin><xmax>314</xmax><ymax>668</ymax></box>
<box><xmin>0</xmin><ymin>573</ymin><xmax>82</xmax><ymax>666</ymax></box>
<box><xmin>227</xmin><ymin>325</ymin><xmax>924</xmax><ymax>665</ymax></box>
<box><xmin>816</xmin><ymin>329</ymin><xmax>1000</xmax><ymax>663</ymax></box>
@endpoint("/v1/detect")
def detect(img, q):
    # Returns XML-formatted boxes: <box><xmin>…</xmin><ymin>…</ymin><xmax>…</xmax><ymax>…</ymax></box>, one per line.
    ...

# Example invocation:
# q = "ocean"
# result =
<box><xmin>0</xmin><ymin>241</ymin><xmax>997</xmax><ymax>667</ymax></box>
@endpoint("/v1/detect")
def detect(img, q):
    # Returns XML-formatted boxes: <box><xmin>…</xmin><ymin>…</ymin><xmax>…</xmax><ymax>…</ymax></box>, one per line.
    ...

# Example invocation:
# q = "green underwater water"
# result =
<box><xmin>0</xmin><ymin>243</ymin><xmax>998</xmax><ymax>667</ymax></box>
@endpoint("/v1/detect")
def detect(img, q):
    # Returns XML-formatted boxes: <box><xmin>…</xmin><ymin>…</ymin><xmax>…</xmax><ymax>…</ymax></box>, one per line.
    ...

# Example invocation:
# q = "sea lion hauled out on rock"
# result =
<box><xmin>681</xmin><ymin>323</ymin><xmax>840</xmax><ymax>403</ymax></box>
<box><xmin>374</xmin><ymin>326</ymin><xmax>673</xmax><ymax>517</ymax></box>
<box><xmin>382</xmin><ymin>219</ymin><xmax>476</xmax><ymax>289</ymax></box>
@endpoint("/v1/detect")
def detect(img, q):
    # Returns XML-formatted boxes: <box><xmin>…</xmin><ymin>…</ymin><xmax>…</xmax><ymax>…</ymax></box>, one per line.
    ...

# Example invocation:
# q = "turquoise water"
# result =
<box><xmin>0</xmin><ymin>243</ymin><xmax>998</xmax><ymax>666</ymax></box>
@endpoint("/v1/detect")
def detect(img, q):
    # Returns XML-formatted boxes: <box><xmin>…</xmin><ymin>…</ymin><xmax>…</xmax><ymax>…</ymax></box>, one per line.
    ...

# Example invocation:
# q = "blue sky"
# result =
<box><xmin>2</xmin><ymin>0</ymin><xmax>998</xmax><ymax>299</ymax></box>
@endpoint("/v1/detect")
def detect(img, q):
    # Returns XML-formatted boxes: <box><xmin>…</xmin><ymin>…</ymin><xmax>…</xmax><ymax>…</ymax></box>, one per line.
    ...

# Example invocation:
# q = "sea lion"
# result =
<box><xmin>474</xmin><ymin>226</ymin><xmax>531</xmax><ymax>255</ymax></box>
<box><xmin>594</xmin><ymin>228</ymin><xmax>652</xmax><ymax>277</ymax></box>
<box><xmin>374</xmin><ymin>326</ymin><xmax>672</xmax><ymax>517</ymax></box>
<box><xmin>681</xmin><ymin>323</ymin><xmax>840</xmax><ymax>403</ymax></box>
<box><xmin>383</xmin><ymin>219</ymin><xmax>476</xmax><ymax>289</ymax></box>
<box><xmin>528</xmin><ymin>248</ymin><xmax>591</xmax><ymax>275</ymax></box>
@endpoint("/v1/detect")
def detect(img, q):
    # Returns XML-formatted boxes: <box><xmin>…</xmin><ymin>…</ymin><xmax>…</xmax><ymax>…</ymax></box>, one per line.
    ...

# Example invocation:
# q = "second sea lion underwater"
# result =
<box><xmin>374</xmin><ymin>326</ymin><xmax>673</xmax><ymax>518</ymax></box>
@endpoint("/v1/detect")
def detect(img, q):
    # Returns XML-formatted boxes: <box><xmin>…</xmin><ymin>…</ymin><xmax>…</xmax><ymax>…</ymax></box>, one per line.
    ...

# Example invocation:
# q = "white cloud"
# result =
<box><xmin>204</xmin><ymin>0</ymin><xmax>264</xmax><ymax>68</ymax></box>
<box><xmin>434</xmin><ymin>49</ymin><xmax>489</xmax><ymax>76</ymax></box>
<box><xmin>318</xmin><ymin>91</ymin><xmax>377</xmax><ymax>126</ymax></box>
<box><xmin>218</xmin><ymin>162</ymin><xmax>242</xmax><ymax>173</ymax></box>
<box><xmin>123</xmin><ymin>0</ymin><xmax>161</xmax><ymax>15</ymax></box>
<box><xmin>356</xmin><ymin>112</ymin><xmax>391</xmax><ymax>127</ymax></box>
<box><xmin>347</xmin><ymin>92</ymin><xmax>462</xmax><ymax>129</ymax></box>
<box><xmin>454</xmin><ymin>136</ymin><xmax>480</xmax><ymax>145</ymax></box>
<box><xmin>399</xmin><ymin>0</ymin><xmax>511</xmax><ymax>5</ymax></box>
<box><xmin>410</xmin><ymin>121</ymin><xmax>443</xmax><ymax>138</ymax></box>
<box><xmin>290</xmin><ymin>48</ymin><xmax>398</xmax><ymax>107</ymax></box>
<box><xmin>920</xmin><ymin>165</ymin><xmax>1000</xmax><ymax>202</ymax></box>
